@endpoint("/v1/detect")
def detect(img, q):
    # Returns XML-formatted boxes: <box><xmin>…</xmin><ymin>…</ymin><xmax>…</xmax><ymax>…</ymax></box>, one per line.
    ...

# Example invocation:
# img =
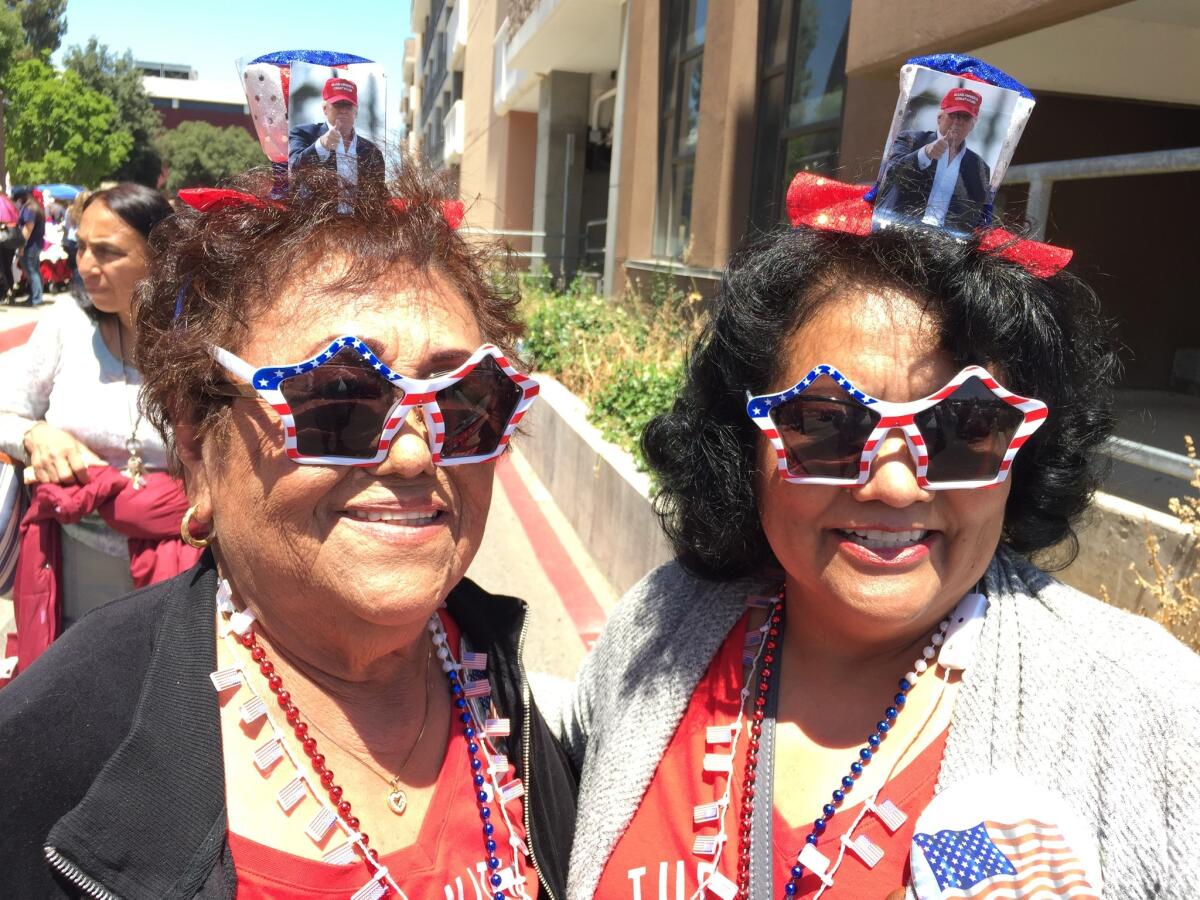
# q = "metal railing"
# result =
<box><xmin>1004</xmin><ymin>146</ymin><xmax>1200</xmax><ymax>240</ymax></box>
<box><xmin>1003</xmin><ymin>146</ymin><xmax>1200</xmax><ymax>485</ymax></box>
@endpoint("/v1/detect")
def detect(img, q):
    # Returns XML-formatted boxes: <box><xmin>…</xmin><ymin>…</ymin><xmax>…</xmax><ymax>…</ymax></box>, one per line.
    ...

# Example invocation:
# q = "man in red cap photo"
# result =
<box><xmin>874</xmin><ymin>86</ymin><xmax>991</xmax><ymax>233</ymax></box>
<box><xmin>288</xmin><ymin>76</ymin><xmax>385</xmax><ymax>188</ymax></box>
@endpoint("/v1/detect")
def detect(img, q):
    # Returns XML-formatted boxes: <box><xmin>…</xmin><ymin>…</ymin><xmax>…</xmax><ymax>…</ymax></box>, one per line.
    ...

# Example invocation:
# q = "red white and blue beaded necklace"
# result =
<box><xmin>693</xmin><ymin>589</ymin><xmax>965</xmax><ymax>900</ymax></box>
<box><xmin>209</xmin><ymin>579</ymin><xmax>532</xmax><ymax>900</ymax></box>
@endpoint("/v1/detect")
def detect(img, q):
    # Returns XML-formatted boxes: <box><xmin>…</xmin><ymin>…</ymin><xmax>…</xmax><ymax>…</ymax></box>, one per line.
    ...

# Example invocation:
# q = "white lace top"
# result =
<box><xmin>0</xmin><ymin>298</ymin><xmax>169</xmax><ymax>556</ymax></box>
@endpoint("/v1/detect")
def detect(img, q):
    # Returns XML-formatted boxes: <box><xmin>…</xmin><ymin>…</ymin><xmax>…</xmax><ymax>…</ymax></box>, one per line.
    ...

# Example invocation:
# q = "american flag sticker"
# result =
<box><xmin>460</xmin><ymin>649</ymin><xmax>488</xmax><ymax>671</ymax></box>
<box><xmin>743</xmin><ymin>630</ymin><xmax>764</xmax><ymax>647</ymax></box>
<box><xmin>322</xmin><ymin>840</ymin><xmax>359</xmax><ymax>866</ymax></box>
<box><xmin>463</xmin><ymin>677</ymin><xmax>492</xmax><ymax>699</ymax></box>
<box><xmin>350</xmin><ymin>877</ymin><xmax>387</xmax><ymax>900</ymax></box>
<box><xmin>843</xmin><ymin>832</ymin><xmax>884</xmax><ymax>868</ymax></box>
<box><xmin>239</xmin><ymin>695</ymin><xmax>267</xmax><ymax>725</ymax></box>
<box><xmin>871</xmin><ymin>798</ymin><xmax>908</xmax><ymax>832</ymax></box>
<box><xmin>485</xmin><ymin>717</ymin><xmax>511</xmax><ymax>737</ymax></box>
<box><xmin>305</xmin><ymin>805</ymin><xmax>338</xmax><ymax>842</ymax></box>
<box><xmin>693</xmin><ymin>802</ymin><xmax>721</xmax><ymax>824</ymax></box>
<box><xmin>692</xmin><ymin>835</ymin><xmax>720</xmax><ymax>856</ymax></box>
<box><xmin>913</xmin><ymin>820</ymin><xmax>1099</xmax><ymax>899</ymax></box>
<box><xmin>489</xmin><ymin>753</ymin><xmax>509</xmax><ymax>772</ymax></box>
<box><xmin>500</xmin><ymin>779</ymin><xmax>525</xmax><ymax>803</ymax></box>
<box><xmin>253</xmin><ymin>738</ymin><xmax>284</xmax><ymax>772</ymax></box>
<box><xmin>277</xmin><ymin>776</ymin><xmax>306</xmax><ymax>812</ymax></box>
<box><xmin>209</xmin><ymin>667</ymin><xmax>242</xmax><ymax>692</ymax></box>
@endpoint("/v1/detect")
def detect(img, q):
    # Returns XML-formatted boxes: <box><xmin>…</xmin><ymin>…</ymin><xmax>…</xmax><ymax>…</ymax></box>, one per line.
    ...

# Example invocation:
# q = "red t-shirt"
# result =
<box><xmin>597</xmin><ymin>612</ymin><xmax>947</xmax><ymax>899</ymax></box>
<box><xmin>229</xmin><ymin>612</ymin><xmax>537</xmax><ymax>899</ymax></box>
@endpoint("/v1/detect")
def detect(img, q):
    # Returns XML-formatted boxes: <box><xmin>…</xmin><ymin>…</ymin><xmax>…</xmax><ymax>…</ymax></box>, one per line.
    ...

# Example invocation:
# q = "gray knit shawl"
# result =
<box><xmin>554</xmin><ymin>547</ymin><xmax>1200</xmax><ymax>899</ymax></box>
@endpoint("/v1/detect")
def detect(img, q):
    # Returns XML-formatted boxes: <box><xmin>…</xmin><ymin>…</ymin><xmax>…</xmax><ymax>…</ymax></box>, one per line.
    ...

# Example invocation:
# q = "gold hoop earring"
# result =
<box><xmin>180</xmin><ymin>505</ymin><xmax>216</xmax><ymax>549</ymax></box>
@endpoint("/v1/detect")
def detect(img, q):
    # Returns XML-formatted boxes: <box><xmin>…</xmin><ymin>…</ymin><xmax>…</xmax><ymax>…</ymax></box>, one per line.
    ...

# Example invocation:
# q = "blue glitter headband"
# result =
<box><xmin>249</xmin><ymin>50</ymin><xmax>374</xmax><ymax>68</ymax></box>
<box><xmin>907</xmin><ymin>53</ymin><xmax>1035</xmax><ymax>100</ymax></box>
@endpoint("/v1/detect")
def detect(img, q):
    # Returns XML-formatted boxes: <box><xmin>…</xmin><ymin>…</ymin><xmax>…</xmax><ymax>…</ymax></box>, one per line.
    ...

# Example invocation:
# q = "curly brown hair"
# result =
<box><xmin>133</xmin><ymin>158</ymin><xmax>523</xmax><ymax>471</ymax></box>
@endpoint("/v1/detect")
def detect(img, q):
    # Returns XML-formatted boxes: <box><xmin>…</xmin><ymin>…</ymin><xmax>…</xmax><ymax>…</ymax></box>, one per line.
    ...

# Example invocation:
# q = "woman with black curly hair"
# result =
<box><xmin>554</xmin><ymin>172</ymin><xmax>1200</xmax><ymax>900</ymax></box>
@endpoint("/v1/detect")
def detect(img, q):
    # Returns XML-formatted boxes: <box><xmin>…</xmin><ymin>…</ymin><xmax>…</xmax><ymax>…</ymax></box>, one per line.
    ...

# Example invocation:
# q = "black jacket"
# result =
<box><xmin>0</xmin><ymin>555</ymin><xmax>577</xmax><ymax>899</ymax></box>
<box><xmin>873</xmin><ymin>128</ymin><xmax>992</xmax><ymax>234</ymax></box>
<box><xmin>287</xmin><ymin>122</ymin><xmax>386</xmax><ymax>186</ymax></box>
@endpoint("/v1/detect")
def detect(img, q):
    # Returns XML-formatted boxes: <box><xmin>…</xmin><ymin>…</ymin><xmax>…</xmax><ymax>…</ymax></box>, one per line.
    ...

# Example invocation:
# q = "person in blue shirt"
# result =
<box><xmin>14</xmin><ymin>188</ymin><xmax>46</xmax><ymax>306</ymax></box>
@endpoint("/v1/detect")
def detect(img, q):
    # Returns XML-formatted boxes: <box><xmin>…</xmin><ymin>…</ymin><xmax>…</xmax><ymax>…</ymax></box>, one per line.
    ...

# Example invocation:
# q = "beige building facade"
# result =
<box><xmin>404</xmin><ymin>0</ymin><xmax>1200</xmax><ymax>393</ymax></box>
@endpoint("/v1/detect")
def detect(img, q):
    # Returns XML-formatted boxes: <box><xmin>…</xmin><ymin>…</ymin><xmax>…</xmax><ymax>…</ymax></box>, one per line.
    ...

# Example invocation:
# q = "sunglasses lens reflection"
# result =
<box><xmin>435</xmin><ymin>355</ymin><xmax>522</xmax><ymax>460</ymax></box>
<box><xmin>770</xmin><ymin>376</ymin><xmax>881</xmax><ymax>479</ymax></box>
<box><xmin>281</xmin><ymin>347</ymin><xmax>398</xmax><ymax>459</ymax></box>
<box><xmin>915</xmin><ymin>377</ymin><xmax>1024</xmax><ymax>483</ymax></box>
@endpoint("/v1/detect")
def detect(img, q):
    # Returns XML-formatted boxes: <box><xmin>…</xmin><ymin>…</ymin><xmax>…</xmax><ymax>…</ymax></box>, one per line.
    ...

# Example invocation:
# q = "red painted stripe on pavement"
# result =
<box><xmin>494</xmin><ymin>457</ymin><xmax>607</xmax><ymax>646</ymax></box>
<box><xmin>0</xmin><ymin>322</ymin><xmax>35</xmax><ymax>353</ymax></box>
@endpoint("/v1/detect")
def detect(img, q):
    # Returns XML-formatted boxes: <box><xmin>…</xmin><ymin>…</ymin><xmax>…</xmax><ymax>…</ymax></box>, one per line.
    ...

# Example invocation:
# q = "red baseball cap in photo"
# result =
<box><xmin>940</xmin><ymin>87</ymin><xmax>982</xmax><ymax>117</ymax></box>
<box><xmin>322</xmin><ymin>77</ymin><xmax>358</xmax><ymax>106</ymax></box>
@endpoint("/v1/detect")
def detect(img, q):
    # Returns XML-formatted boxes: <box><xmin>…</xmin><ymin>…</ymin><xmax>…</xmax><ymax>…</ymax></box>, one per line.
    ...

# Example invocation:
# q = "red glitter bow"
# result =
<box><xmin>785</xmin><ymin>172</ymin><xmax>1071</xmax><ymax>278</ymax></box>
<box><xmin>176</xmin><ymin>188</ymin><xmax>465</xmax><ymax>230</ymax></box>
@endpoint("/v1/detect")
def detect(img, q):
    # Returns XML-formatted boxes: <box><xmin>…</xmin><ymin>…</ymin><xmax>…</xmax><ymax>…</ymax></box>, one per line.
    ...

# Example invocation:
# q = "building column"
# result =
<box><xmin>532</xmin><ymin>70</ymin><xmax>589</xmax><ymax>280</ymax></box>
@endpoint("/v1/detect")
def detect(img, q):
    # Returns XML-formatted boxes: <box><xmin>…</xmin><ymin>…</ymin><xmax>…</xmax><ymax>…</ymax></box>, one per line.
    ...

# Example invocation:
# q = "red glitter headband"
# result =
<box><xmin>176</xmin><ymin>188</ymin><xmax>466</xmax><ymax>230</ymax></box>
<box><xmin>785</xmin><ymin>172</ymin><xmax>1071</xmax><ymax>278</ymax></box>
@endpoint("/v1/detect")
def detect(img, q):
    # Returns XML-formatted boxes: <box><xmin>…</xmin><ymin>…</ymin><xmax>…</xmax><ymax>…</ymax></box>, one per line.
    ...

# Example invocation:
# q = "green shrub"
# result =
<box><xmin>590</xmin><ymin>359</ymin><xmax>685</xmax><ymax>459</ymax></box>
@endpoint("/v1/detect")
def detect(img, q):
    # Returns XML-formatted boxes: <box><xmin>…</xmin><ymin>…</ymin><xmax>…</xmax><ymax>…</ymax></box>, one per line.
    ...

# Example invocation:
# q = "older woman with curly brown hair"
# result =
<box><xmin>0</xmin><ymin>163</ymin><xmax>576</xmax><ymax>900</ymax></box>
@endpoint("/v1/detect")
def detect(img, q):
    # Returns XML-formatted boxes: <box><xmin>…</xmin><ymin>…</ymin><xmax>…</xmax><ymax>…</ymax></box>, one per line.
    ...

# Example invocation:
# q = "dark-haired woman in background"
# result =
<box><xmin>0</xmin><ymin>183</ymin><xmax>199</xmax><ymax>669</ymax></box>
<box><xmin>556</xmin><ymin>174</ymin><xmax>1200</xmax><ymax>898</ymax></box>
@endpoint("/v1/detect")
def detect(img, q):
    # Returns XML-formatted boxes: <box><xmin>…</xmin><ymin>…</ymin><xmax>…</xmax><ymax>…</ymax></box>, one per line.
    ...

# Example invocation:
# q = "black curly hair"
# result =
<box><xmin>642</xmin><ymin>224</ymin><xmax>1119</xmax><ymax>580</ymax></box>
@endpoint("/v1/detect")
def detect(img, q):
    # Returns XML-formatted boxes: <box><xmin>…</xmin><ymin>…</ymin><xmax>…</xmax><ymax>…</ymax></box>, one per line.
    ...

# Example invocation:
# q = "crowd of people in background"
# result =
<box><xmin>0</xmin><ymin>186</ymin><xmax>89</xmax><ymax>306</ymax></box>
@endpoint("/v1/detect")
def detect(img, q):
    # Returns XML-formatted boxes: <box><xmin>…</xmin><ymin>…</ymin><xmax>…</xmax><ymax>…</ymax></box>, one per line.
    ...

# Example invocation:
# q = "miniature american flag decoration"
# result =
<box><xmin>253</xmin><ymin>738</ymin><xmax>284</xmax><ymax>772</ymax></box>
<box><xmin>463</xmin><ymin>677</ymin><xmax>492</xmax><ymax>699</ymax></box>
<box><xmin>844</xmin><ymin>832</ymin><xmax>884</xmax><ymax>868</ymax></box>
<box><xmin>912</xmin><ymin>820</ymin><xmax>1099</xmax><ymax>898</ymax></box>
<box><xmin>489</xmin><ymin>753</ymin><xmax>509</xmax><ymax>772</ymax></box>
<box><xmin>239</xmin><ymin>695</ymin><xmax>267</xmax><ymax>724</ymax></box>
<box><xmin>277</xmin><ymin>776</ymin><xmax>307</xmax><ymax>812</ymax></box>
<box><xmin>692</xmin><ymin>835</ymin><xmax>720</xmax><ymax>856</ymax></box>
<box><xmin>500</xmin><ymin>779</ymin><xmax>525</xmax><ymax>803</ymax></box>
<box><xmin>871</xmin><ymin>798</ymin><xmax>908</xmax><ymax>832</ymax></box>
<box><xmin>350</xmin><ymin>876</ymin><xmax>388</xmax><ymax>900</ymax></box>
<box><xmin>706</xmin><ymin>724</ymin><xmax>734</xmax><ymax>744</ymax></box>
<box><xmin>323</xmin><ymin>840</ymin><xmax>360</xmax><ymax>866</ymax></box>
<box><xmin>703</xmin><ymin>753</ymin><xmax>733</xmax><ymax>773</ymax></box>
<box><xmin>693</xmin><ymin>801</ymin><xmax>721</xmax><ymax>824</ymax></box>
<box><xmin>209</xmin><ymin>667</ymin><xmax>242</xmax><ymax>692</ymax></box>
<box><xmin>460</xmin><ymin>649</ymin><xmax>488</xmax><ymax>671</ymax></box>
<box><xmin>305</xmin><ymin>805</ymin><xmax>338</xmax><ymax>842</ymax></box>
<box><xmin>485</xmin><ymin>717</ymin><xmax>511</xmax><ymax>737</ymax></box>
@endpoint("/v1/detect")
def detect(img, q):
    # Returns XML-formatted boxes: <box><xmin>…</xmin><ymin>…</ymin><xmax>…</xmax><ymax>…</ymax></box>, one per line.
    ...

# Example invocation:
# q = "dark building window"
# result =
<box><xmin>749</xmin><ymin>0</ymin><xmax>850</xmax><ymax>229</ymax></box>
<box><xmin>654</xmin><ymin>0</ymin><xmax>708</xmax><ymax>259</ymax></box>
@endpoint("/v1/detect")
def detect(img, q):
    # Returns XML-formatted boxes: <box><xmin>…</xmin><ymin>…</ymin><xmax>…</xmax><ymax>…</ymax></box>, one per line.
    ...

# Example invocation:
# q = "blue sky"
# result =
<box><xmin>53</xmin><ymin>1</ymin><xmax>414</xmax><ymax>128</ymax></box>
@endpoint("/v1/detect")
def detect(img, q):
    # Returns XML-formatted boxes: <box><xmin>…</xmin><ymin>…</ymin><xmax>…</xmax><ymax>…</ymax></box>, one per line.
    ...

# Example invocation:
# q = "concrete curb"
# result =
<box><xmin>518</xmin><ymin>376</ymin><xmax>673</xmax><ymax>596</ymax></box>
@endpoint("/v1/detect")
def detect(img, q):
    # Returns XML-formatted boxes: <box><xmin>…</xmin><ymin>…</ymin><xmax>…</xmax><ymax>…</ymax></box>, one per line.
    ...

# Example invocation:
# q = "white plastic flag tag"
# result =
<box><xmin>843</xmin><ymin>833</ymin><xmax>884</xmax><ymax>868</ymax></box>
<box><xmin>350</xmin><ymin>876</ymin><xmax>387</xmax><ymax>900</ymax></box>
<box><xmin>489</xmin><ymin>753</ymin><xmax>509</xmax><ymax>773</ymax></box>
<box><xmin>209</xmin><ymin>667</ymin><xmax>243</xmax><ymax>692</ymax></box>
<box><xmin>228</xmin><ymin>609</ymin><xmax>257</xmax><ymax>636</ymax></box>
<box><xmin>937</xmin><ymin>593</ymin><xmax>988</xmax><ymax>670</ymax></box>
<box><xmin>703</xmin><ymin>753</ymin><xmax>733</xmax><ymax>773</ymax></box>
<box><xmin>704</xmin><ymin>869</ymin><xmax>738</xmax><ymax>900</ymax></box>
<box><xmin>706</xmin><ymin>725</ymin><xmax>734</xmax><ymax>745</ymax></box>
<box><xmin>485</xmin><ymin>718</ymin><xmax>511</xmax><ymax>737</ymax></box>
<box><xmin>253</xmin><ymin>738</ymin><xmax>284</xmax><ymax>772</ymax></box>
<box><xmin>692</xmin><ymin>835</ymin><xmax>720</xmax><ymax>856</ymax></box>
<box><xmin>798</xmin><ymin>843</ymin><xmax>834</xmax><ymax>888</ymax></box>
<box><xmin>305</xmin><ymin>805</ymin><xmax>338</xmax><ymax>842</ymax></box>
<box><xmin>277</xmin><ymin>776</ymin><xmax>306</xmax><ymax>812</ymax></box>
<box><xmin>215</xmin><ymin>580</ymin><xmax>235</xmax><ymax>614</ymax></box>
<box><xmin>871</xmin><ymin>798</ymin><xmax>908</xmax><ymax>832</ymax></box>
<box><xmin>323</xmin><ymin>840</ymin><xmax>359</xmax><ymax>866</ymax></box>
<box><xmin>694</xmin><ymin>802</ymin><xmax>721</xmax><ymax>824</ymax></box>
<box><xmin>239</xmin><ymin>695</ymin><xmax>267</xmax><ymax>724</ymax></box>
<box><xmin>500</xmin><ymin>779</ymin><xmax>525</xmax><ymax>804</ymax></box>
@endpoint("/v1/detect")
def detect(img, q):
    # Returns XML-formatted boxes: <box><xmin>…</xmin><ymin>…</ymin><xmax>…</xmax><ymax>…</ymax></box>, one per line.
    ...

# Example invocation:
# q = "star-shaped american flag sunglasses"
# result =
<box><xmin>209</xmin><ymin>338</ymin><xmax>539</xmax><ymax>466</ymax></box>
<box><xmin>745</xmin><ymin>365</ymin><xmax>1047</xmax><ymax>489</ymax></box>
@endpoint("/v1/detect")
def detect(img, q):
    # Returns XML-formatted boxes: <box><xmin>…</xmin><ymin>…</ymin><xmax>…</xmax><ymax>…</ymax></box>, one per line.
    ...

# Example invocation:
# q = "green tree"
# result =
<box><xmin>156</xmin><ymin>121</ymin><xmax>263</xmax><ymax>193</ymax></box>
<box><xmin>5</xmin><ymin>58</ymin><xmax>132</xmax><ymax>184</ymax></box>
<box><xmin>7</xmin><ymin>0</ymin><xmax>65</xmax><ymax>58</ymax></box>
<box><xmin>63</xmin><ymin>39</ymin><xmax>163</xmax><ymax>185</ymax></box>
